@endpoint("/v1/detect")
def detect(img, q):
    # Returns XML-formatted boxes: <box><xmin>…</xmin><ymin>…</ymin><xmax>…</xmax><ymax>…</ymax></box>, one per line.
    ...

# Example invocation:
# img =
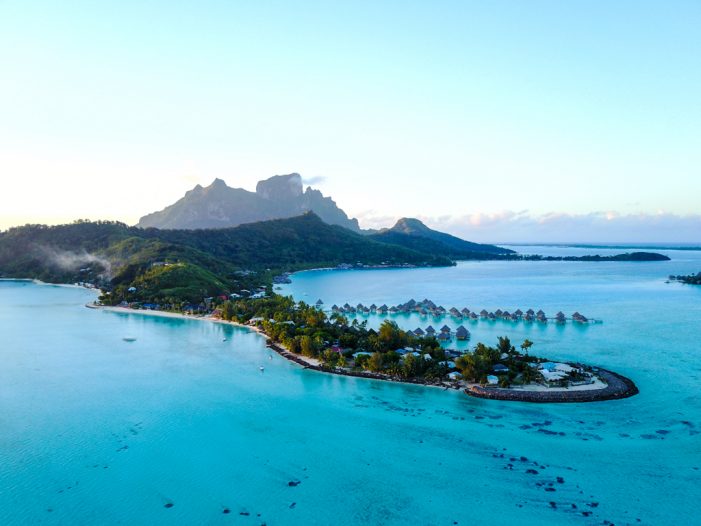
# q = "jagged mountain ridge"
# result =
<box><xmin>137</xmin><ymin>174</ymin><xmax>360</xmax><ymax>231</ymax></box>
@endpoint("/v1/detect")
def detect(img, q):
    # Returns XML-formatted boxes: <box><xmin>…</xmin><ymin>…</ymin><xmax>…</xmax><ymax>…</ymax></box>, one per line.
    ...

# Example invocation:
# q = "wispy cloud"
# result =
<box><xmin>301</xmin><ymin>175</ymin><xmax>327</xmax><ymax>186</ymax></box>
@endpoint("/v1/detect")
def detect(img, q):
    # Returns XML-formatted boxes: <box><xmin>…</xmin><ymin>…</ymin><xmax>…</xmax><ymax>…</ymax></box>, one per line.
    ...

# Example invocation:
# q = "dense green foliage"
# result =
<box><xmin>370</xmin><ymin>231</ymin><xmax>512</xmax><ymax>260</ymax></box>
<box><xmin>221</xmin><ymin>294</ymin><xmax>547</xmax><ymax>385</ymax></box>
<box><xmin>671</xmin><ymin>272</ymin><xmax>701</xmax><ymax>285</ymax></box>
<box><xmin>0</xmin><ymin>214</ymin><xmax>452</xmax><ymax>304</ymax></box>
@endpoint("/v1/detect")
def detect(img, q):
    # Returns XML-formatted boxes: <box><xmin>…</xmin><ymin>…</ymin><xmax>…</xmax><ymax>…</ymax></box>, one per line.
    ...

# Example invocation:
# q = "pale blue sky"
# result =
<box><xmin>1</xmin><ymin>1</ymin><xmax>699</xmax><ymax>241</ymax></box>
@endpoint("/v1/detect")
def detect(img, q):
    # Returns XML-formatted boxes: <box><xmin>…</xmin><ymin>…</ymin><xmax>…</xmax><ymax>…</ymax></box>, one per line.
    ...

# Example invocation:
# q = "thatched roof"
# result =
<box><xmin>480</xmin><ymin>309</ymin><xmax>489</xmax><ymax>316</ymax></box>
<box><xmin>440</xmin><ymin>325</ymin><xmax>451</xmax><ymax>332</ymax></box>
<box><xmin>414</xmin><ymin>328</ymin><xmax>425</xmax><ymax>335</ymax></box>
<box><xmin>456</xmin><ymin>326</ymin><xmax>470</xmax><ymax>338</ymax></box>
<box><xmin>514</xmin><ymin>309</ymin><xmax>523</xmax><ymax>316</ymax></box>
<box><xmin>425</xmin><ymin>325</ymin><xmax>436</xmax><ymax>333</ymax></box>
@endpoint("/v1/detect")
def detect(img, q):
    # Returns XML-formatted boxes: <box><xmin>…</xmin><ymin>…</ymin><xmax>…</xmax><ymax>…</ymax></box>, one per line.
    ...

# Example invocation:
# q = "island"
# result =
<box><xmin>670</xmin><ymin>272</ymin><xmax>701</xmax><ymax>285</ymax></box>
<box><xmin>94</xmin><ymin>293</ymin><xmax>637</xmax><ymax>403</ymax></box>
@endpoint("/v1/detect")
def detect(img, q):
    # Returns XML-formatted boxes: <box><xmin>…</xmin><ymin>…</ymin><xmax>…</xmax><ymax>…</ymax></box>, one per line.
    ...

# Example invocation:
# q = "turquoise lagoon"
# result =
<box><xmin>2</xmin><ymin>246</ymin><xmax>701</xmax><ymax>525</ymax></box>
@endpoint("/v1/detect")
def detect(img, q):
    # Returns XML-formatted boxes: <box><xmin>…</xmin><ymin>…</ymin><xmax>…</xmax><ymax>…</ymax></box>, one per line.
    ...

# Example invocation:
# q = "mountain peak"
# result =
<box><xmin>256</xmin><ymin>173</ymin><xmax>303</xmax><ymax>200</ymax></box>
<box><xmin>392</xmin><ymin>217</ymin><xmax>431</xmax><ymax>234</ymax></box>
<box><xmin>209</xmin><ymin>178</ymin><xmax>228</xmax><ymax>189</ymax></box>
<box><xmin>137</xmin><ymin>173</ymin><xmax>360</xmax><ymax>231</ymax></box>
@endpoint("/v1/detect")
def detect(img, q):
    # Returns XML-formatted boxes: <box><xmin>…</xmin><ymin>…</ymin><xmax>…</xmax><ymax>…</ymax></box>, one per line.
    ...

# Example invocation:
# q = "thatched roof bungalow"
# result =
<box><xmin>440</xmin><ymin>324</ymin><xmax>451</xmax><ymax>333</ymax></box>
<box><xmin>425</xmin><ymin>325</ymin><xmax>436</xmax><ymax>335</ymax></box>
<box><xmin>414</xmin><ymin>327</ymin><xmax>425</xmax><ymax>336</ymax></box>
<box><xmin>555</xmin><ymin>311</ymin><xmax>566</xmax><ymax>323</ymax></box>
<box><xmin>455</xmin><ymin>325</ymin><xmax>470</xmax><ymax>340</ymax></box>
<box><xmin>480</xmin><ymin>309</ymin><xmax>489</xmax><ymax>318</ymax></box>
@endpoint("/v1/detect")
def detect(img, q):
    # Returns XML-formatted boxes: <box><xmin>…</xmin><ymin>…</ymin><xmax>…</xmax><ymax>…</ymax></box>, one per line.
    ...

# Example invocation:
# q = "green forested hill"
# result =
<box><xmin>0</xmin><ymin>213</ymin><xmax>452</xmax><ymax>303</ymax></box>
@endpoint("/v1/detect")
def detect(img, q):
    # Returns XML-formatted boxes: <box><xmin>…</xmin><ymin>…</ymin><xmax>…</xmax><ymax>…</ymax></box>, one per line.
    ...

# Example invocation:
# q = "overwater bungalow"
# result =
<box><xmin>369</xmin><ymin>303</ymin><xmax>377</xmax><ymax>312</ymax></box>
<box><xmin>379</xmin><ymin>304</ymin><xmax>388</xmax><ymax>313</ymax></box>
<box><xmin>480</xmin><ymin>309</ymin><xmax>489</xmax><ymax>318</ymax></box>
<box><xmin>440</xmin><ymin>324</ymin><xmax>451</xmax><ymax>333</ymax></box>
<box><xmin>414</xmin><ymin>327</ymin><xmax>425</xmax><ymax>336</ymax></box>
<box><xmin>461</xmin><ymin>308</ymin><xmax>471</xmax><ymax>316</ymax></box>
<box><xmin>315</xmin><ymin>299</ymin><xmax>324</xmax><ymax>306</ymax></box>
<box><xmin>356</xmin><ymin>303</ymin><xmax>364</xmax><ymax>311</ymax></box>
<box><xmin>502</xmin><ymin>310</ymin><xmax>511</xmax><ymax>319</ymax></box>
<box><xmin>555</xmin><ymin>311</ymin><xmax>566</xmax><ymax>323</ymax></box>
<box><xmin>469</xmin><ymin>312</ymin><xmax>479</xmax><ymax>320</ymax></box>
<box><xmin>514</xmin><ymin>309</ymin><xmax>523</xmax><ymax>318</ymax></box>
<box><xmin>536</xmin><ymin>310</ymin><xmax>547</xmax><ymax>322</ymax></box>
<box><xmin>449</xmin><ymin>307</ymin><xmax>461</xmax><ymax>317</ymax></box>
<box><xmin>572</xmin><ymin>311</ymin><xmax>589</xmax><ymax>323</ymax></box>
<box><xmin>437</xmin><ymin>332</ymin><xmax>451</xmax><ymax>341</ymax></box>
<box><xmin>495</xmin><ymin>309</ymin><xmax>503</xmax><ymax>317</ymax></box>
<box><xmin>488</xmin><ymin>312</ymin><xmax>496</xmax><ymax>320</ymax></box>
<box><xmin>524</xmin><ymin>313</ymin><xmax>535</xmax><ymax>322</ymax></box>
<box><xmin>425</xmin><ymin>325</ymin><xmax>436</xmax><ymax>335</ymax></box>
<box><xmin>389</xmin><ymin>306</ymin><xmax>398</xmax><ymax>314</ymax></box>
<box><xmin>331</xmin><ymin>304</ymin><xmax>340</xmax><ymax>312</ymax></box>
<box><xmin>455</xmin><ymin>325</ymin><xmax>470</xmax><ymax>340</ymax></box>
<box><xmin>526</xmin><ymin>308</ymin><xmax>535</xmax><ymax>316</ymax></box>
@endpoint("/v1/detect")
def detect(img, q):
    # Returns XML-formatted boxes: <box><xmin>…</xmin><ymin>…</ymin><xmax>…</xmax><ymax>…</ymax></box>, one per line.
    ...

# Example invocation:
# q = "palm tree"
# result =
<box><xmin>521</xmin><ymin>339</ymin><xmax>534</xmax><ymax>355</ymax></box>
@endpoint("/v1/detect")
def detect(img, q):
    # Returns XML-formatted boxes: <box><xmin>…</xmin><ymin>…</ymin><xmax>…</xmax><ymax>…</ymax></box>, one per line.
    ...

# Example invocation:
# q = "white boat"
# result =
<box><xmin>259</xmin><ymin>366</ymin><xmax>265</xmax><ymax>372</ymax></box>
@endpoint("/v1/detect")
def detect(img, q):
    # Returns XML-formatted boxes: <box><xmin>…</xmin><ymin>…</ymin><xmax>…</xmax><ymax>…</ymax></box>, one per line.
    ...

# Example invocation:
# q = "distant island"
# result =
<box><xmin>669</xmin><ymin>272</ymin><xmax>701</xmax><ymax>285</ymax></box>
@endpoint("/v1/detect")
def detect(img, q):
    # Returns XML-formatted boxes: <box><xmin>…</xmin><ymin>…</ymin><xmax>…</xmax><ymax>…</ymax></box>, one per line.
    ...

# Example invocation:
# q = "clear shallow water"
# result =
<box><xmin>2</xmin><ymin>247</ymin><xmax>701</xmax><ymax>525</ymax></box>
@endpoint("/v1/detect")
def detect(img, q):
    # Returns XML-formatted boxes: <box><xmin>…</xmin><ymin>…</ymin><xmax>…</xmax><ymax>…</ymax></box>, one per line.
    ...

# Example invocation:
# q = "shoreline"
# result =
<box><xmin>87</xmin><ymin>303</ymin><xmax>638</xmax><ymax>402</ymax></box>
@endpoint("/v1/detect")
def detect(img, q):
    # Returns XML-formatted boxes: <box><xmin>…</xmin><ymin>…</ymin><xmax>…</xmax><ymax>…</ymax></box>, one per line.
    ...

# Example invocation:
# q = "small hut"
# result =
<box><xmin>461</xmin><ymin>308</ymin><xmax>471</xmax><ymax>316</ymax></box>
<box><xmin>555</xmin><ymin>311</ymin><xmax>566</xmax><ymax>323</ymax></box>
<box><xmin>414</xmin><ymin>327</ymin><xmax>425</xmax><ymax>336</ymax></box>
<box><xmin>425</xmin><ymin>325</ymin><xmax>436</xmax><ymax>335</ymax></box>
<box><xmin>514</xmin><ymin>309</ymin><xmax>523</xmax><ymax>318</ymax></box>
<box><xmin>440</xmin><ymin>324</ymin><xmax>451</xmax><ymax>334</ymax></box>
<box><xmin>455</xmin><ymin>325</ymin><xmax>470</xmax><ymax>340</ymax></box>
<box><xmin>480</xmin><ymin>309</ymin><xmax>489</xmax><ymax>318</ymax></box>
